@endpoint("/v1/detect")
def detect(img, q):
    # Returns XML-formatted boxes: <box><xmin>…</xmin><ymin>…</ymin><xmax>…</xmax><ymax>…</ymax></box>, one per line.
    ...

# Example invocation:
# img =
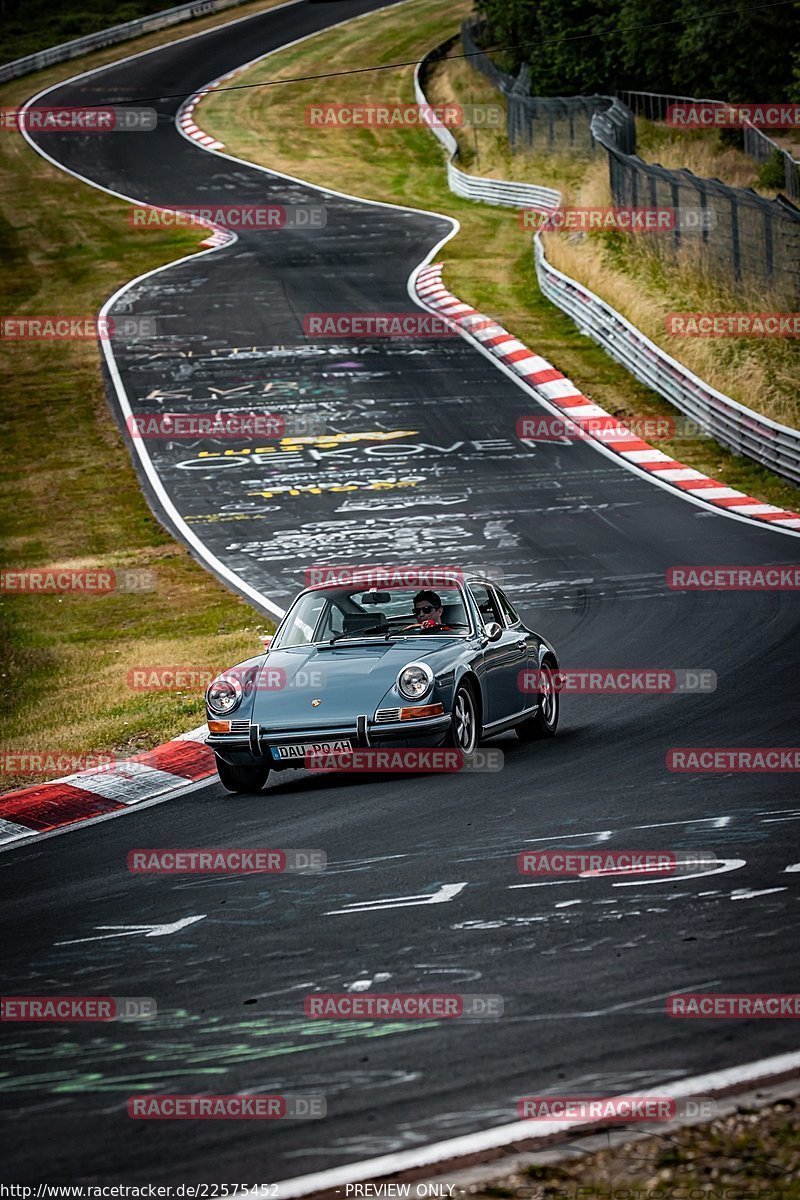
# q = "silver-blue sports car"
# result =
<box><xmin>205</xmin><ymin>574</ymin><xmax>559</xmax><ymax>792</ymax></box>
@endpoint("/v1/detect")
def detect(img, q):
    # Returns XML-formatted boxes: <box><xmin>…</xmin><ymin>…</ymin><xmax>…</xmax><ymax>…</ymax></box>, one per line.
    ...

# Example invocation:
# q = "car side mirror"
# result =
<box><xmin>484</xmin><ymin>622</ymin><xmax>503</xmax><ymax>642</ymax></box>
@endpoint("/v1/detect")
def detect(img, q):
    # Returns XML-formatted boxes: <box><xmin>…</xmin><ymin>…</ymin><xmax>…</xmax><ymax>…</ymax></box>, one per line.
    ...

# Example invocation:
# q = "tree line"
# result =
<box><xmin>474</xmin><ymin>0</ymin><xmax>800</xmax><ymax>102</ymax></box>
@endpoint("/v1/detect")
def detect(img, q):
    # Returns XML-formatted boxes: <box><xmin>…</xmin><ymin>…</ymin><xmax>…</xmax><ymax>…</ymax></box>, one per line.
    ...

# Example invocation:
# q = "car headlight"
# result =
<box><xmin>206</xmin><ymin>674</ymin><xmax>243</xmax><ymax>715</ymax></box>
<box><xmin>397</xmin><ymin>662</ymin><xmax>434</xmax><ymax>702</ymax></box>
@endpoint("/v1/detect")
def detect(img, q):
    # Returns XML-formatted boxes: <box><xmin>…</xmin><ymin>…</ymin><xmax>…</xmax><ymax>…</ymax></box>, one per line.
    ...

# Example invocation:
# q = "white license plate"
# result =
<box><xmin>271</xmin><ymin>739</ymin><xmax>352</xmax><ymax>761</ymax></box>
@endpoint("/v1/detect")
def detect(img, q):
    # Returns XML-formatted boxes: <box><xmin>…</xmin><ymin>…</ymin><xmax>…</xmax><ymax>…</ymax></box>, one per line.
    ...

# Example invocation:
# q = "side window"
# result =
<box><xmin>495</xmin><ymin>587</ymin><xmax>521</xmax><ymax>627</ymax></box>
<box><xmin>469</xmin><ymin>584</ymin><xmax>503</xmax><ymax>627</ymax></box>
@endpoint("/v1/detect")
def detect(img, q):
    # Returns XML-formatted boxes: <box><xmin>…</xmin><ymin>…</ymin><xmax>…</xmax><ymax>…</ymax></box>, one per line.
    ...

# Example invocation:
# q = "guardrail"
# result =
<box><xmin>414</xmin><ymin>42</ymin><xmax>560</xmax><ymax>212</ymax></box>
<box><xmin>534</xmin><ymin>238</ymin><xmax>800</xmax><ymax>486</ymax></box>
<box><xmin>0</xmin><ymin>0</ymin><xmax>252</xmax><ymax>83</ymax></box>
<box><xmin>416</xmin><ymin>34</ymin><xmax>800</xmax><ymax>486</ymax></box>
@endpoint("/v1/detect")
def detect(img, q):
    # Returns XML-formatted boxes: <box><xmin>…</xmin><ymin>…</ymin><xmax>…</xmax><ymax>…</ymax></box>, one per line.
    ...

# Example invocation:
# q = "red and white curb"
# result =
<box><xmin>415</xmin><ymin>263</ymin><xmax>800</xmax><ymax>532</ymax></box>
<box><xmin>176</xmin><ymin>77</ymin><xmax>241</xmax><ymax>248</ymax></box>
<box><xmin>0</xmin><ymin>725</ymin><xmax>216</xmax><ymax>847</ymax></box>
<box><xmin>177</xmin><ymin>88</ymin><xmax>225</xmax><ymax>151</ymax></box>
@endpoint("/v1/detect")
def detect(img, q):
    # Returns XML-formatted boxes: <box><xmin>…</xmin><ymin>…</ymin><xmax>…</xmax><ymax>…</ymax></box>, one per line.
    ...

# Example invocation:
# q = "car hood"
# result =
<box><xmin>250</xmin><ymin>638</ymin><xmax>462</xmax><ymax>728</ymax></box>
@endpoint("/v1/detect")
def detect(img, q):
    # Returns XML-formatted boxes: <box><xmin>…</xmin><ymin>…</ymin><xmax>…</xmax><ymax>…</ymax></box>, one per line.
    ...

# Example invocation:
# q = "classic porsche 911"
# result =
<box><xmin>205</xmin><ymin>575</ymin><xmax>559</xmax><ymax>793</ymax></box>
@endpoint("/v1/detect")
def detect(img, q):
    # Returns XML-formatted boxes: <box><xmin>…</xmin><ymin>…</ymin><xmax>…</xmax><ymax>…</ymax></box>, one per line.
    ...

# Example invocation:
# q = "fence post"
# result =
<box><xmin>764</xmin><ymin>208</ymin><xmax>774</xmax><ymax>284</ymax></box>
<box><xmin>730</xmin><ymin>195</ymin><xmax>742</xmax><ymax>284</ymax></box>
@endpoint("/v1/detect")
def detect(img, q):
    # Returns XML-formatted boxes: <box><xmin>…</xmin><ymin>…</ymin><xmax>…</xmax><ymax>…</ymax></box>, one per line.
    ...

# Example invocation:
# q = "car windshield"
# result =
<box><xmin>272</xmin><ymin>586</ymin><xmax>472</xmax><ymax>648</ymax></box>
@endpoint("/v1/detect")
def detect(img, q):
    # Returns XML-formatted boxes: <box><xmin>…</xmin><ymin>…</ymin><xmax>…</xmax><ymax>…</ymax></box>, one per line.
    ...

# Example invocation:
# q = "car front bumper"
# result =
<box><xmin>206</xmin><ymin>713</ymin><xmax>452</xmax><ymax>767</ymax></box>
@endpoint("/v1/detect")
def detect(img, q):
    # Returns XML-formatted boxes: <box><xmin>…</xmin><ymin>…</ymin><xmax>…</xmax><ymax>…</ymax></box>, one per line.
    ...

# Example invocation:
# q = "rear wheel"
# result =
<box><xmin>215</xmin><ymin>756</ymin><xmax>271</xmax><ymax>794</ymax></box>
<box><xmin>445</xmin><ymin>684</ymin><xmax>478</xmax><ymax>754</ymax></box>
<box><xmin>516</xmin><ymin>660</ymin><xmax>559</xmax><ymax>740</ymax></box>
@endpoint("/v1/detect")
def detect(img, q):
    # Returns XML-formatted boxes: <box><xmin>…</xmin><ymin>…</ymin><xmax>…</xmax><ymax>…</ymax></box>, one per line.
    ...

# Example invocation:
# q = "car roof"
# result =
<box><xmin>302</xmin><ymin>574</ymin><xmax>495</xmax><ymax>593</ymax></box>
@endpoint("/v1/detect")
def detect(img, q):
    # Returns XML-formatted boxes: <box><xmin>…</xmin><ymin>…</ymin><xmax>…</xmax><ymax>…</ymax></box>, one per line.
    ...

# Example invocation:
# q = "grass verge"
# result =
<box><xmin>0</xmin><ymin>0</ymin><xmax>291</xmax><ymax>792</ymax></box>
<box><xmin>462</xmin><ymin>1098</ymin><xmax>800</xmax><ymax>1199</ymax></box>
<box><xmin>199</xmin><ymin>0</ymin><xmax>800</xmax><ymax>515</ymax></box>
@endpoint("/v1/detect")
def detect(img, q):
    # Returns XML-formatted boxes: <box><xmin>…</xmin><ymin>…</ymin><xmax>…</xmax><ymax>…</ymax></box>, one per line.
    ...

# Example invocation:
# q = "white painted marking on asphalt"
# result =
<box><xmin>522</xmin><ymin>830</ymin><xmax>613</xmax><ymax>843</ymax></box>
<box><xmin>55</xmin><ymin>915</ymin><xmax>206</xmax><ymax>945</ymax></box>
<box><xmin>627</xmin><ymin>817</ymin><xmax>732</xmax><ymax>830</ymax></box>
<box><xmin>784</xmin><ymin>863</ymin><xmax>800</xmax><ymax>872</ymax></box>
<box><xmin>347</xmin><ymin>973</ymin><xmax>392</xmax><ymax>992</ymax></box>
<box><xmin>730</xmin><ymin>887</ymin><xmax>787</xmax><ymax>900</ymax></box>
<box><xmin>509</xmin><ymin>879</ymin><xmax>577</xmax><ymax>889</ymax></box>
<box><xmin>613</xmin><ymin>858</ymin><xmax>745</xmax><ymax>885</ymax></box>
<box><xmin>326</xmin><ymin>883</ymin><xmax>467</xmax><ymax>915</ymax></box>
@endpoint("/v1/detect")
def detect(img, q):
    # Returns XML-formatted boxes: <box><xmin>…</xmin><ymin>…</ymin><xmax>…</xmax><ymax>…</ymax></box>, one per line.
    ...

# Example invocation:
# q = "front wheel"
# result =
<box><xmin>445</xmin><ymin>684</ymin><xmax>478</xmax><ymax>754</ymax></box>
<box><xmin>215</xmin><ymin>756</ymin><xmax>271</xmax><ymax>794</ymax></box>
<box><xmin>516</xmin><ymin>661</ymin><xmax>559</xmax><ymax>740</ymax></box>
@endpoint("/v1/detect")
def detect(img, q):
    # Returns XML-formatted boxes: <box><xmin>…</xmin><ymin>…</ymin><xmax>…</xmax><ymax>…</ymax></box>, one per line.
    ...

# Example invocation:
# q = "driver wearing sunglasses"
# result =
<box><xmin>404</xmin><ymin>589</ymin><xmax>452</xmax><ymax>632</ymax></box>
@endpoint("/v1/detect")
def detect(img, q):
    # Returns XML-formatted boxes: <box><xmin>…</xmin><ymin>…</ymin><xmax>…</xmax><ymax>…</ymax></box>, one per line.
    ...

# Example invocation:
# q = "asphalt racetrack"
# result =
<box><xmin>4</xmin><ymin>0</ymin><xmax>800</xmax><ymax>1185</ymax></box>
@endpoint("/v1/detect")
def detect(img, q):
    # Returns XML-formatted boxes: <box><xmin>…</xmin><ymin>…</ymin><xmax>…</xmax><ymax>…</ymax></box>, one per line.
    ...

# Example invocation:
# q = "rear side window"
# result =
<box><xmin>495</xmin><ymin>587</ymin><xmax>521</xmax><ymax>627</ymax></box>
<box><xmin>469</xmin><ymin>584</ymin><xmax>503</xmax><ymax>626</ymax></box>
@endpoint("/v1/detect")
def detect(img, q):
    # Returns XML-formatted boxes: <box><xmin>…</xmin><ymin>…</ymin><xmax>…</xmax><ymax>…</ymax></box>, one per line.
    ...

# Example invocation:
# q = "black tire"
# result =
<box><xmin>445</xmin><ymin>683</ymin><xmax>479</xmax><ymax>754</ymax></box>
<box><xmin>215</xmin><ymin>756</ymin><xmax>271</xmax><ymax>794</ymax></box>
<box><xmin>516</xmin><ymin>660</ymin><xmax>559</xmax><ymax>741</ymax></box>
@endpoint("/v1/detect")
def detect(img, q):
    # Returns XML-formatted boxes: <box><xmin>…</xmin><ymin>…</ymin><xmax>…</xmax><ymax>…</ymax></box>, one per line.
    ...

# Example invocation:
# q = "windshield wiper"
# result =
<box><xmin>327</xmin><ymin>624</ymin><xmax>390</xmax><ymax>644</ymax></box>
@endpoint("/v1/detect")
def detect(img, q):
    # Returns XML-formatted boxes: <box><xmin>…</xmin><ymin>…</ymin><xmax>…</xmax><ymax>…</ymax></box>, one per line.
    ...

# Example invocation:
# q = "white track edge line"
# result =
<box><xmin>271</xmin><ymin>1049</ymin><xmax>800</xmax><ymax>1197</ymax></box>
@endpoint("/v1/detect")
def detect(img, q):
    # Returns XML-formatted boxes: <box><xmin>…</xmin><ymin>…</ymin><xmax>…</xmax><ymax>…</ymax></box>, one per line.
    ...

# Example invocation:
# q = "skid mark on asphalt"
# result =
<box><xmin>0</xmin><ymin>1014</ymin><xmax>442</xmax><ymax>1115</ymax></box>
